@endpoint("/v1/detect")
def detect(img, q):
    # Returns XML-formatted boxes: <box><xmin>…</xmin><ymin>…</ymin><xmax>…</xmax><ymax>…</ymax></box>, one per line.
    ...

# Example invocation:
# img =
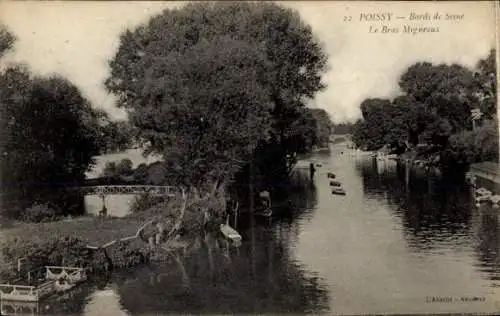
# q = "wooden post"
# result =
<box><xmin>17</xmin><ymin>258</ymin><xmax>25</xmax><ymax>273</ymax></box>
<box><xmin>249</xmin><ymin>162</ymin><xmax>256</xmax><ymax>279</ymax></box>
<box><xmin>234</xmin><ymin>206</ymin><xmax>238</xmax><ymax>229</ymax></box>
<box><xmin>405</xmin><ymin>159</ymin><xmax>410</xmax><ymax>188</ymax></box>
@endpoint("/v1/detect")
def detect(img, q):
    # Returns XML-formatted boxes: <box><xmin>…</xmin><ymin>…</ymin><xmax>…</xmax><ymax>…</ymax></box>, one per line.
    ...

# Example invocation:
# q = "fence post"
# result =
<box><xmin>17</xmin><ymin>258</ymin><xmax>25</xmax><ymax>273</ymax></box>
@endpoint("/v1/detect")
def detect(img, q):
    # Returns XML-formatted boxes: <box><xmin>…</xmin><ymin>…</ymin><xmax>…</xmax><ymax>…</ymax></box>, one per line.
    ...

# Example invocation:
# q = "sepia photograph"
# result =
<box><xmin>0</xmin><ymin>1</ymin><xmax>498</xmax><ymax>315</ymax></box>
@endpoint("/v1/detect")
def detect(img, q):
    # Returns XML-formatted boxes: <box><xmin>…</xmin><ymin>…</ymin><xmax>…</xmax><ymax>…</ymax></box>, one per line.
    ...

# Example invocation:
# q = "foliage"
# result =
<box><xmin>309</xmin><ymin>108</ymin><xmax>333</xmax><ymax>147</ymax></box>
<box><xmin>447</xmin><ymin>119</ymin><xmax>499</xmax><ymax>164</ymax></box>
<box><xmin>0</xmin><ymin>68</ymin><xmax>105</xmax><ymax>213</ymax></box>
<box><xmin>101</xmin><ymin>158</ymin><xmax>134</xmax><ymax>178</ymax></box>
<box><xmin>472</xmin><ymin>49</ymin><xmax>497</xmax><ymax>119</ymax></box>
<box><xmin>22</xmin><ymin>203</ymin><xmax>58</xmax><ymax>223</ymax></box>
<box><xmin>100</xmin><ymin>120</ymin><xmax>139</xmax><ymax>153</ymax></box>
<box><xmin>106</xmin><ymin>1</ymin><xmax>328</xmax><ymax>195</ymax></box>
<box><xmin>0</xmin><ymin>23</ymin><xmax>15</xmax><ymax>58</ymax></box>
<box><xmin>352</xmin><ymin>49</ymin><xmax>497</xmax><ymax>166</ymax></box>
<box><xmin>130</xmin><ymin>194</ymin><xmax>168</xmax><ymax>214</ymax></box>
<box><xmin>1</xmin><ymin>236</ymin><xmax>91</xmax><ymax>278</ymax></box>
<box><xmin>0</xmin><ymin>26</ymin><xmax>107</xmax><ymax>218</ymax></box>
<box><xmin>332</xmin><ymin>122</ymin><xmax>354</xmax><ymax>134</ymax></box>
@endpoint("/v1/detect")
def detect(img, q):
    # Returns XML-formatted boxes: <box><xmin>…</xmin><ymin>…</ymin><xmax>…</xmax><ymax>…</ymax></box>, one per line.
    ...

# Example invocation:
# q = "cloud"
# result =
<box><xmin>0</xmin><ymin>1</ymin><xmax>495</xmax><ymax>123</ymax></box>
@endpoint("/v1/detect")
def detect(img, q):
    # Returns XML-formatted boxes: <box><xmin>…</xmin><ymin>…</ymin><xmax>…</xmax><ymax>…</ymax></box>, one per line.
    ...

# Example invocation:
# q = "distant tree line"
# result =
<box><xmin>331</xmin><ymin>122</ymin><xmax>354</xmax><ymax>135</ymax></box>
<box><xmin>351</xmin><ymin>49</ymin><xmax>497</xmax><ymax>169</ymax></box>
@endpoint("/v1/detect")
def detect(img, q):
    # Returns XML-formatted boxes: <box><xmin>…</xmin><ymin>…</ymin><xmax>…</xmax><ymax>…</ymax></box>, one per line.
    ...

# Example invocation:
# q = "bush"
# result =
<box><xmin>0</xmin><ymin>236</ymin><xmax>91</xmax><ymax>280</ymax></box>
<box><xmin>130</xmin><ymin>194</ymin><xmax>168</xmax><ymax>214</ymax></box>
<box><xmin>101</xmin><ymin>158</ymin><xmax>134</xmax><ymax>178</ymax></box>
<box><xmin>22</xmin><ymin>203</ymin><xmax>58</xmax><ymax>223</ymax></box>
<box><xmin>447</xmin><ymin>119</ymin><xmax>499</xmax><ymax>164</ymax></box>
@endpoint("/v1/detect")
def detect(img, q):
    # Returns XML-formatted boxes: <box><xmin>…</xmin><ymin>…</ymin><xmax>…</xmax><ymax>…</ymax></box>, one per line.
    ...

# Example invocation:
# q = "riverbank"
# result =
<box><xmin>0</xmin><ymin>189</ymin><xmax>229</xmax><ymax>281</ymax></box>
<box><xmin>0</xmin><ymin>216</ymin><xmax>147</xmax><ymax>279</ymax></box>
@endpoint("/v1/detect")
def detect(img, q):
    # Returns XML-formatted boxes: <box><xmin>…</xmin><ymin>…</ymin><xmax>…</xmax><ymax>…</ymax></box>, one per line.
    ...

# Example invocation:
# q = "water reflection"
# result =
<box><xmin>76</xmin><ymin>173</ymin><xmax>329</xmax><ymax>315</ymax></box>
<box><xmin>111</xmin><ymin>228</ymin><xmax>329</xmax><ymax>314</ymax></box>
<box><xmin>355</xmin><ymin>157</ymin><xmax>500</xmax><ymax>284</ymax></box>
<box><xmin>84</xmin><ymin>288</ymin><xmax>131</xmax><ymax>316</ymax></box>
<box><xmin>474</xmin><ymin>205</ymin><xmax>500</xmax><ymax>282</ymax></box>
<box><xmin>6</xmin><ymin>150</ymin><xmax>500</xmax><ymax>315</ymax></box>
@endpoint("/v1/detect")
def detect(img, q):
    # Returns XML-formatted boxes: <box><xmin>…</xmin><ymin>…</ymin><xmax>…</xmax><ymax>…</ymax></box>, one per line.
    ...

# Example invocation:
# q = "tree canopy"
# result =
<box><xmin>0</xmin><ymin>26</ymin><xmax>108</xmax><ymax>218</ymax></box>
<box><xmin>106</xmin><ymin>1</ymin><xmax>329</xmax><ymax>191</ymax></box>
<box><xmin>352</xmin><ymin>49</ymin><xmax>497</xmax><ymax>161</ymax></box>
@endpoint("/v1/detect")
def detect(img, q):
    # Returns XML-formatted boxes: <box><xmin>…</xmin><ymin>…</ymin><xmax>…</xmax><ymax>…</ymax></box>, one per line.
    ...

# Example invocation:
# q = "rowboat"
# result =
<box><xmin>254</xmin><ymin>208</ymin><xmax>272</xmax><ymax>218</ymax></box>
<box><xmin>329</xmin><ymin>180</ymin><xmax>341</xmax><ymax>187</ymax></box>
<box><xmin>476</xmin><ymin>187</ymin><xmax>491</xmax><ymax>196</ymax></box>
<box><xmin>331</xmin><ymin>187</ymin><xmax>346</xmax><ymax>195</ymax></box>
<box><xmin>220</xmin><ymin>224</ymin><xmax>242</xmax><ymax>242</ymax></box>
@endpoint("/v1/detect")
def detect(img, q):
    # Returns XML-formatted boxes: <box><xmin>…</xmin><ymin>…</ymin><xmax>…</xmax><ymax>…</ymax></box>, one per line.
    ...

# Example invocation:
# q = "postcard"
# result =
<box><xmin>0</xmin><ymin>1</ymin><xmax>498</xmax><ymax>315</ymax></box>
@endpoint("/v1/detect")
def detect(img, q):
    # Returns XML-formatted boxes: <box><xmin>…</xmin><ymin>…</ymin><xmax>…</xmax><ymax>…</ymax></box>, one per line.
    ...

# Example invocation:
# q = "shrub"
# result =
<box><xmin>22</xmin><ymin>203</ymin><xmax>58</xmax><ymax>223</ymax></box>
<box><xmin>130</xmin><ymin>194</ymin><xmax>168</xmax><ymax>214</ymax></box>
<box><xmin>447</xmin><ymin>119</ymin><xmax>499</xmax><ymax>164</ymax></box>
<box><xmin>0</xmin><ymin>236</ymin><xmax>92</xmax><ymax>280</ymax></box>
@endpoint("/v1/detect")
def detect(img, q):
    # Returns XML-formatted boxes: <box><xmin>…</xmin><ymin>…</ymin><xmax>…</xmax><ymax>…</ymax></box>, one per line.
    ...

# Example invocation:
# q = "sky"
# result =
<box><xmin>0</xmin><ymin>1</ymin><xmax>496</xmax><ymax>123</ymax></box>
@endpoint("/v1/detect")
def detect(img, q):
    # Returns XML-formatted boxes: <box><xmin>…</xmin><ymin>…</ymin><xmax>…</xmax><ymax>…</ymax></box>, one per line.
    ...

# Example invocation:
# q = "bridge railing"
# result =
<box><xmin>78</xmin><ymin>185</ymin><xmax>178</xmax><ymax>196</ymax></box>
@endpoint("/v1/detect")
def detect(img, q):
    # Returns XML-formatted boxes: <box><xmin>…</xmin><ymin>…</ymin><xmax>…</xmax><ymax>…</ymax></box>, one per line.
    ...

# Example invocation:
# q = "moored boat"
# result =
<box><xmin>254</xmin><ymin>208</ymin><xmax>272</xmax><ymax>217</ymax></box>
<box><xmin>327</xmin><ymin>172</ymin><xmax>336</xmax><ymax>179</ymax></box>
<box><xmin>331</xmin><ymin>187</ymin><xmax>346</xmax><ymax>195</ymax></box>
<box><xmin>329</xmin><ymin>180</ymin><xmax>341</xmax><ymax>187</ymax></box>
<box><xmin>220</xmin><ymin>224</ymin><xmax>242</xmax><ymax>242</ymax></box>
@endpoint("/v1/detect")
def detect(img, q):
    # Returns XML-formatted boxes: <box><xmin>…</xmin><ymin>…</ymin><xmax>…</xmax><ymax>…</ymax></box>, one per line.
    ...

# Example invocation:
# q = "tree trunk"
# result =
<box><xmin>166</xmin><ymin>187</ymin><xmax>188</xmax><ymax>239</ymax></box>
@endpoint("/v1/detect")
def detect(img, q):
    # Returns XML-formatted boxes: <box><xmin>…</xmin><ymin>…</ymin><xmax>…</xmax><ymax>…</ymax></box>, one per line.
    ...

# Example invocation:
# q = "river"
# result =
<box><xmin>12</xmin><ymin>142</ymin><xmax>500</xmax><ymax>315</ymax></box>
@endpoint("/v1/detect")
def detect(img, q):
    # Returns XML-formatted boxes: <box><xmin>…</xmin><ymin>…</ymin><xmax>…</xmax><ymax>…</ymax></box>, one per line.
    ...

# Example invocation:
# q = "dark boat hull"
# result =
<box><xmin>331</xmin><ymin>189</ymin><xmax>346</xmax><ymax>195</ymax></box>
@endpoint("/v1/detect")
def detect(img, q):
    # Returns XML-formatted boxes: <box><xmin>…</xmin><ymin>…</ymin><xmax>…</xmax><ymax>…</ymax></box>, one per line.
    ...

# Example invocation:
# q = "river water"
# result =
<box><xmin>10</xmin><ymin>142</ymin><xmax>500</xmax><ymax>315</ymax></box>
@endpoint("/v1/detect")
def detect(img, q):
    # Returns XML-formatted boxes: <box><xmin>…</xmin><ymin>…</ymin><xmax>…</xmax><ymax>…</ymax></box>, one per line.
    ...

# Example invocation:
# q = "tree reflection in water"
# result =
<box><xmin>474</xmin><ymin>204</ymin><xmax>500</xmax><ymax>282</ymax></box>
<box><xmin>110</xmin><ymin>172</ymin><xmax>329</xmax><ymax>314</ymax></box>
<box><xmin>355</xmin><ymin>158</ymin><xmax>500</xmax><ymax>282</ymax></box>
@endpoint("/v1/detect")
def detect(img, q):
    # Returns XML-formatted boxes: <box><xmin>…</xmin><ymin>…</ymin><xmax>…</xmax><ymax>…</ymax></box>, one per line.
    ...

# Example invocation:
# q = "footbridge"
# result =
<box><xmin>74</xmin><ymin>185</ymin><xmax>179</xmax><ymax>217</ymax></box>
<box><xmin>78</xmin><ymin>185</ymin><xmax>178</xmax><ymax>197</ymax></box>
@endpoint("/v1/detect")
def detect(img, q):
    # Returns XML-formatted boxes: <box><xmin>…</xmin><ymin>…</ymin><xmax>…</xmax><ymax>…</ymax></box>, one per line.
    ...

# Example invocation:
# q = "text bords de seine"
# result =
<box><xmin>355</xmin><ymin>12</ymin><xmax>464</xmax><ymax>35</ymax></box>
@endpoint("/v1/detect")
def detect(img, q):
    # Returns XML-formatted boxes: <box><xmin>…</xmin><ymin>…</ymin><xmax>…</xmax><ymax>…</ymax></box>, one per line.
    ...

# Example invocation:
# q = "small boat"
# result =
<box><xmin>331</xmin><ymin>187</ymin><xmax>346</xmax><ymax>195</ymax></box>
<box><xmin>327</xmin><ymin>172</ymin><xmax>336</xmax><ymax>179</ymax></box>
<box><xmin>490</xmin><ymin>195</ymin><xmax>500</xmax><ymax>204</ymax></box>
<box><xmin>476</xmin><ymin>188</ymin><xmax>491</xmax><ymax>196</ymax></box>
<box><xmin>254</xmin><ymin>191</ymin><xmax>272</xmax><ymax>218</ymax></box>
<box><xmin>315</xmin><ymin>163</ymin><xmax>322</xmax><ymax>167</ymax></box>
<box><xmin>475</xmin><ymin>195</ymin><xmax>490</xmax><ymax>203</ymax></box>
<box><xmin>329</xmin><ymin>180</ymin><xmax>341</xmax><ymax>187</ymax></box>
<box><xmin>220</xmin><ymin>224</ymin><xmax>242</xmax><ymax>242</ymax></box>
<box><xmin>255</xmin><ymin>208</ymin><xmax>272</xmax><ymax>217</ymax></box>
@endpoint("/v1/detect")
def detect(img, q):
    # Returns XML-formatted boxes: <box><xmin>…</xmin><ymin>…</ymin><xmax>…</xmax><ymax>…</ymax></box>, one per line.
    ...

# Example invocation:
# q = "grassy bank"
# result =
<box><xmin>0</xmin><ymin>216</ymin><xmax>151</xmax><ymax>280</ymax></box>
<box><xmin>1</xmin><ymin>216</ymin><xmax>145</xmax><ymax>246</ymax></box>
<box><xmin>0</xmin><ymin>192</ymin><xmax>226</xmax><ymax>281</ymax></box>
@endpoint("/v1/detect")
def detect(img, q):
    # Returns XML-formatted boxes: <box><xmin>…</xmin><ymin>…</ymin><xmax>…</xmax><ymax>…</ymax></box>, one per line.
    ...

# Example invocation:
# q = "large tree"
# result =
<box><xmin>0</xmin><ymin>26</ymin><xmax>107</xmax><ymax>217</ymax></box>
<box><xmin>352</xmin><ymin>50</ymin><xmax>496</xmax><ymax>168</ymax></box>
<box><xmin>399</xmin><ymin>62</ymin><xmax>475</xmax><ymax>134</ymax></box>
<box><xmin>0</xmin><ymin>24</ymin><xmax>15</xmax><ymax>59</ymax></box>
<box><xmin>106</xmin><ymin>1</ymin><xmax>328</xmax><ymax>193</ymax></box>
<box><xmin>472</xmin><ymin>49</ymin><xmax>497</xmax><ymax>119</ymax></box>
